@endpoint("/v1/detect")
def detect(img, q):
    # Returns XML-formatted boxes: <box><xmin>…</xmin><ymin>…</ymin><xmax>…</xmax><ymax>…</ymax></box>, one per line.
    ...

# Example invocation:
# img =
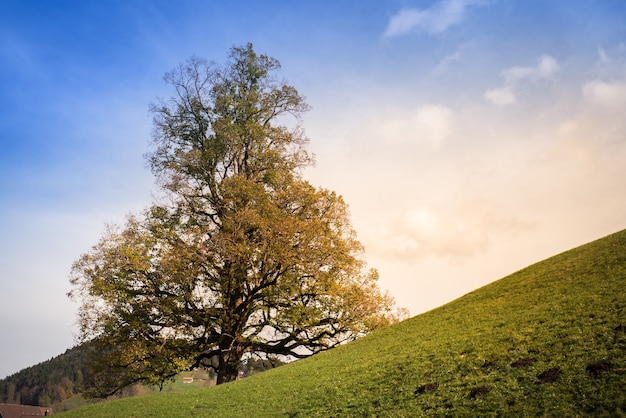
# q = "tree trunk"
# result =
<box><xmin>216</xmin><ymin>354</ymin><xmax>239</xmax><ymax>384</ymax></box>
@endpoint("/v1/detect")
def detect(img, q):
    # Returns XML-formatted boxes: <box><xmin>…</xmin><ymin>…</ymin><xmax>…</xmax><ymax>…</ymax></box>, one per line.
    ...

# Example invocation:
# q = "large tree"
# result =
<box><xmin>69</xmin><ymin>44</ymin><xmax>400</xmax><ymax>396</ymax></box>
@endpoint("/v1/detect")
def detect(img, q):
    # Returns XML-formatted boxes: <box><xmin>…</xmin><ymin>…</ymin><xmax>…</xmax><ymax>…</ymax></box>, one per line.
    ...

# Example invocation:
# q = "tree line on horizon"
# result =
<box><xmin>0</xmin><ymin>345</ymin><xmax>90</xmax><ymax>407</ymax></box>
<box><xmin>0</xmin><ymin>342</ymin><xmax>286</xmax><ymax>409</ymax></box>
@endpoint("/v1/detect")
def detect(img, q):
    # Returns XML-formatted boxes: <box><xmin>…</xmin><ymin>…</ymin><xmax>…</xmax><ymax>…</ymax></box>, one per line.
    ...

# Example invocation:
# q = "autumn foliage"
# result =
<box><xmin>69</xmin><ymin>44</ymin><xmax>400</xmax><ymax>396</ymax></box>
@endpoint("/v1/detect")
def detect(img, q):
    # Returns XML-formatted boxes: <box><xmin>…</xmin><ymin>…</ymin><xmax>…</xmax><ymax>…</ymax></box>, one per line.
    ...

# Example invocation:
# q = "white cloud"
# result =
<box><xmin>502</xmin><ymin>55</ymin><xmax>559</xmax><ymax>84</ymax></box>
<box><xmin>371</xmin><ymin>105</ymin><xmax>455</xmax><ymax>150</ymax></box>
<box><xmin>551</xmin><ymin>78</ymin><xmax>626</xmax><ymax>170</ymax></box>
<box><xmin>484</xmin><ymin>87</ymin><xmax>516</xmax><ymax>105</ymax></box>
<box><xmin>582</xmin><ymin>79</ymin><xmax>626</xmax><ymax>108</ymax></box>
<box><xmin>308</xmin><ymin>73</ymin><xmax>626</xmax><ymax>318</ymax></box>
<box><xmin>437</xmin><ymin>50</ymin><xmax>461</xmax><ymax>69</ymax></box>
<box><xmin>485</xmin><ymin>55</ymin><xmax>559</xmax><ymax>105</ymax></box>
<box><xmin>370</xmin><ymin>196</ymin><xmax>532</xmax><ymax>260</ymax></box>
<box><xmin>384</xmin><ymin>0</ymin><xmax>488</xmax><ymax>37</ymax></box>
<box><xmin>410</xmin><ymin>105</ymin><xmax>455</xmax><ymax>149</ymax></box>
<box><xmin>434</xmin><ymin>44</ymin><xmax>469</xmax><ymax>74</ymax></box>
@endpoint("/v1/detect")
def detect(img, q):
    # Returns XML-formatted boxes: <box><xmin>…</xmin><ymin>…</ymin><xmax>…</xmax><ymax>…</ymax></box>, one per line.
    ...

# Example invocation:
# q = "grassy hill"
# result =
<box><xmin>59</xmin><ymin>229</ymin><xmax>626</xmax><ymax>417</ymax></box>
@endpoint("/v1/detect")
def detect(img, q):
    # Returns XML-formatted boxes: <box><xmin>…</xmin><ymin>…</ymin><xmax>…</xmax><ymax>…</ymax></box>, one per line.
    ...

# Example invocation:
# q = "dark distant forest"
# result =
<box><xmin>0</xmin><ymin>344</ymin><xmax>92</xmax><ymax>407</ymax></box>
<box><xmin>0</xmin><ymin>343</ymin><xmax>284</xmax><ymax>408</ymax></box>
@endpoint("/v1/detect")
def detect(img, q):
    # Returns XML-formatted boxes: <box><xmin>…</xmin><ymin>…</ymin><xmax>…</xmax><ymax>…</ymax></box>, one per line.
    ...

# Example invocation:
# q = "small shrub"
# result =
<box><xmin>469</xmin><ymin>385</ymin><xmax>491</xmax><ymax>399</ymax></box>
<box><xmin>586</xmin><ymin>361</ymin><xmax>613</xmax><ymax>378</ymax></box>
<box><xmin>537</xmin><ymin>367</ymin><xmax>562</xmax><ymax>383</ymax></box>
<box><xmin>414</xmin><ymin>383</ymin><xmax>438</xmax><ymax>396</ymax></box>
<box><xmin>511</xmin><ymin>358</ymin><xmax>536</xmax><ymax>368</ymax></box>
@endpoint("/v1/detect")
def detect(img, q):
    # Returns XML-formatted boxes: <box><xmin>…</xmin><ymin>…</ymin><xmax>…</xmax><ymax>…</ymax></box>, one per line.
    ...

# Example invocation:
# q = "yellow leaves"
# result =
<box><xmin>69</xmin><ymin>45</ymin><xmax>403</xmax><ymax>390</ymax></box>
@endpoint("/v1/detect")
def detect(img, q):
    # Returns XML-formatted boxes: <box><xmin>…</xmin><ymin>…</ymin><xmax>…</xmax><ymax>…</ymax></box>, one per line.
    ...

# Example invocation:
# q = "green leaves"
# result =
<box><xmin>69</xmin><ymin>44</ymin><xmax>398</xmax><ymax>394</ymax></box>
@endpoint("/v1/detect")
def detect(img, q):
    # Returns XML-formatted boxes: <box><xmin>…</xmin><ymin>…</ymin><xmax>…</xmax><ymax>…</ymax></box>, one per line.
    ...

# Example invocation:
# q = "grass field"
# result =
<box><xmin>59</xmin><ymin>229</ymin><xmax>626</xmax><ymax>417</ymax></box>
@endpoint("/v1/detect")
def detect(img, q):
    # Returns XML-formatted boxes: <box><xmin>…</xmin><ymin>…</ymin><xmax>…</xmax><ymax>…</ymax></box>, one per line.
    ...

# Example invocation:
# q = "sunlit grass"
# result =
<box><xmin>59</xmin><ymin>229</ymin><xmax>626</xmax><ymax>417</ymax></box>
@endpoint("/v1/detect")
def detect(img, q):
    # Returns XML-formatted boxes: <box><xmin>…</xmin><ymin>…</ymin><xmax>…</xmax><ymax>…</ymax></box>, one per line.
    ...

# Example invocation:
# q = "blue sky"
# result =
<box><xmin>2</xmin><ymin>0</ymin><xmax>626</xmax><ymax>379</ymax></box>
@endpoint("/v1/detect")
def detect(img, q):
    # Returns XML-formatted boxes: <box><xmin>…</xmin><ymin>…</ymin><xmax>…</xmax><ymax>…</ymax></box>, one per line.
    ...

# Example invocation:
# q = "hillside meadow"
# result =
<box><xmin>59</xmin><ymin>229</ymin><xmax>626</xmax><ymax>417</ymax></box>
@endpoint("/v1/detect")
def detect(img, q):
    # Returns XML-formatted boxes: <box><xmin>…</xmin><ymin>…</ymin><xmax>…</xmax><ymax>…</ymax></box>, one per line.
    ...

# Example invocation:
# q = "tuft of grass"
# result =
<box><xmin>59</xmin><ymin>229</ymin><xmax>626</xmax><ymax>417</ymax></box>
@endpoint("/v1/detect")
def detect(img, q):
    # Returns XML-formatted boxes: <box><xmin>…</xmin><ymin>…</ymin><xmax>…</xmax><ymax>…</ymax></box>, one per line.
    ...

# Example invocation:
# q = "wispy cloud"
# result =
<box><xmin>485</xmin><ymin>55</ymin><xmax>559</xmax><ymax>105</ymax></box>
<box><xmin>582</xmin><ymin>79</ymin><xmax>626</xmax><ymax>108</ymax></box>
<box><xmin>502</xmin><ymin>55</ymin><xmax>559</xmax><ymax>84</ymax></box>
<box><xmin>434</xmin><ymin>49</ymin><xmax>462</xmax><ymax>74</ymax></box>
<box><xmin>373</xmin><ymin>198</ymin><xmax>532</xmax><ymax>260</ymax></box>
<box><xmin>384</xmin><ymin>0</ymin><xmax>489</xmax><ymax>37</ymax></box>
<box><xmin>484</xmin><ymin>87</ymin><xmax>516</xmax><ymax>105</ymax></box>
<box><xmin>597</xmin><ymin>47</ymin><xmax>610</xmax><ymax>64</ymax></box>
<box><xmin>370</xmin><ymin>105</ymin><xmax>455</xmax><ymax>150</ymax></box>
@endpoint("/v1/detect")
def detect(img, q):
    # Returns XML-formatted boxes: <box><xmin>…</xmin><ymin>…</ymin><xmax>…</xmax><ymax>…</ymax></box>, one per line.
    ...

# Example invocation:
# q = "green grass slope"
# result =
<box><xmin>60</xmin><ymin>229</ymin><xmax>626</xmax><ymax>417</ymax></box>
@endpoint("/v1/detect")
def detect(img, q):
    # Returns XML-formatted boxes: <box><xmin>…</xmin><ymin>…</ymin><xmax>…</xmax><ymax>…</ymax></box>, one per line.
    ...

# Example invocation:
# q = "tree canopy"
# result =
<box><xmin>69</xmin><ymin>43</ymin><xmax>401</xmax><ymax>396</ymax></box>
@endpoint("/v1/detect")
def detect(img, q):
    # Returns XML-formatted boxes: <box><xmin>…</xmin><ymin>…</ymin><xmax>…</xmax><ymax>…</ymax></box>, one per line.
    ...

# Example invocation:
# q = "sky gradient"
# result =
<box><xmin>1</xmin><ymin>0</ymin><xmax>626</xmax><ymax>379</ymax></box>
